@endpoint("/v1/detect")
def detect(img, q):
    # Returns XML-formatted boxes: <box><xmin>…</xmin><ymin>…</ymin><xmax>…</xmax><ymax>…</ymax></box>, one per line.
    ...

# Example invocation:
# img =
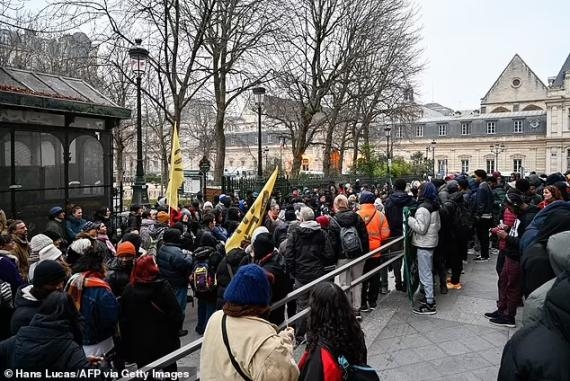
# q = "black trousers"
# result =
<box><xmin>361</xmin><ymin>257</ymin><xmax>382</xmax><ymax>306</ymax></box>
<box><xmin>475</xmin><ymin>218</ymin><xmax>493</xmax><ymax>258</ymax></box>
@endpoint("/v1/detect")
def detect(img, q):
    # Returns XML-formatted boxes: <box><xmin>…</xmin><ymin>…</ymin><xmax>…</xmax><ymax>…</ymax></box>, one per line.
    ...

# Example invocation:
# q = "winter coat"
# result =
<box><xmin>156</xmin><ymin>243</ymin><xmax>193</xmax><ymax>288</ymax></box>
<box><xmin>0</xmin><ymin>313</ymin><xmax>91</xmax><ymax>372</ymax></box>
<box><xmin>77</xmin><ymin>281</ymin><xmax>119</xmax><ymax>345</ymax></box>
<box><xmin>357</xmin><ymin>204</ymin><xmax>390</xmax><ymax>257</ymax></box>
<box><xmin>139</xmin><ymin>218</ymin><xmax>157</xmax><ymax>250</ymax></box>
<box><xmin>498</xmin><ymin>271</ymin><xmax>570</xmax><ymax>381</ymax></box>
<box><xmin>285</xmin><ymin>221</ymin><xmax>336</xmax><ymax>284</ymax></box>
<box><xmin>105</xmin><ymin>259</ymin><xmax>133</xmax><ymax>298</ymax></box>
<box><xmin>10</xmin><ymin>285</ymin><xmax>41</xmax><ymax>335</ymax></box>
<box><xmin>273</xmin><ymin>221</ymin><xmax>291</xmax><ymax>246</ymax></box>
<box><xmin>0</xmin><ymin>252</ymin><xmax>23</xmax><ymax>295</ymax></box>
<box><xmin>45</xmin><ymin>219</ymin><xmax>67</xmax><ymax>243</ymax></box>
<box><xmin>408</xmin><ymin>200</ymin><xmax>441</xmax><ymax>249</ymax></box>
<box><xmin>384</xmin><ymin>191</ymin><xmax>416</xmax><ymax>237</ymax></box>
<box><xmin>215</xmin><ymin>249</ymin><xmax>249</xmax><ymax>309</ymax></box>
<box><xmin>200</xmin><ymin>311</ymin><xmax>299</xmax><ymax>381</ymax></box>
<box><xmin>520</xmin><ymin>201</ymin><xmax>570</xmax><ymax>253</ymax></box>
<box><xmin>65</xmin><ymin>217</ymin><xmax>87</xmax><ymax>241</ymax></box>
<box><xmin>330</xmin><ymin>210</ymin><xmax>370</xmax><ymax>258</ymax></box>
<box><xmin>475</xmin><ymin>181</ymin><xmax>494</xmax><ymax>217</ymax></box>
<box><xmin>119</xmin><ymin>279</ymin><xmax>183</xmax><ymax>367</ymax></box>
<box><xmin>127</xmin><ymin>212</ymin><xmax>141</xmax><ymax>231</ymax></box>
<box><xmin>503</xmin><ymin>205</ymin><xmax>539</xmax><ymax>261</ymax></box>
<box><xmin>523</xmin><ymin>231</ymin><xmax>570</xmax><ymax>326</ymax></box>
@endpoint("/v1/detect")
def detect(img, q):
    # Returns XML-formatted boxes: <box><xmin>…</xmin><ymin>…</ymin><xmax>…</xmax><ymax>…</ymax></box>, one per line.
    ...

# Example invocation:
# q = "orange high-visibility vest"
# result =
<box><xmin>358</xmin><ymin>203</ymin><xmax>390</xmax><ymax>258</ymax></box>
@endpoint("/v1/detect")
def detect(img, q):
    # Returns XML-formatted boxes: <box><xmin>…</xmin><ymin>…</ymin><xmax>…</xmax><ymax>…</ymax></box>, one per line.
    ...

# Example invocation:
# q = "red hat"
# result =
<box><xmin>130</xmin><ymin>255</ymin><xmax>159</xmax><ymax>285</ymax></box>
<box><xmin>316</xmin><ymin>215</ymin><xmax>330</xmax><ymax>229</ymax></box>
<box><xmin>116</xmin><ymin>241</ymin><xmax>136</xmax><ymax>257</ymax></box>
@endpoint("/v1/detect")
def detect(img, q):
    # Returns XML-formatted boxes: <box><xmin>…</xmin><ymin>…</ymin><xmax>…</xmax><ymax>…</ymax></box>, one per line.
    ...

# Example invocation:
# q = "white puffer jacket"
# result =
<box><xmin>408</xmin><ymin>202</ymin><xmax>441</xmax><ymax>249</ymax></box>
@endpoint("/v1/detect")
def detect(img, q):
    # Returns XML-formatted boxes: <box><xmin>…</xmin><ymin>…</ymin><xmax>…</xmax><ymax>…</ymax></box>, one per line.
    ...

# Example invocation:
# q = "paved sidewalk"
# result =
<box><xmin>359</xmin><ymin>251</ymin><xmax>520</xmax><ymax>381</ymax></box>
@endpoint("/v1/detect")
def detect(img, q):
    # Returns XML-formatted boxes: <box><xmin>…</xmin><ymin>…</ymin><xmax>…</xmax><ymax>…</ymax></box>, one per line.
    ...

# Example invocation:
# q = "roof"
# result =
<box><xmin>417</xmin><ymin>109</ymin><xmax>545</xmax><ymax>123</ymax></box>
<box><xmin>552</xmin><ymin>53</ymin><xmax>570</xmax><ymax>88</ymax></box>
<box><xmin>0</xmin><ymin>66</ymin><xmax>130</xmax><ymax>119</ymax></box>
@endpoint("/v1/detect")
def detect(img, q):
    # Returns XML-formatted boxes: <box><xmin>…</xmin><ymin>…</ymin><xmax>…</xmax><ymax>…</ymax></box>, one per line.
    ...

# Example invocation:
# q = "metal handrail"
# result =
<box><xmin>118</xmin><ymin>235</ymin><xmax>405</xmax><ymax>380</ymax></box>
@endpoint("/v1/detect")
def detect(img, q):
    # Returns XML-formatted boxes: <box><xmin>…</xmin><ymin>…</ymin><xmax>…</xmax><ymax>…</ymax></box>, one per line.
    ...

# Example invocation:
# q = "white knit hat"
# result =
<box><xmin>39</xmin><ymin>244</ymin><xmax>62</xmax><ymax>261</ymax></box>
<box><xmin>69</xmin><ymin>238</ymin><xmax>92</xmax><ymax>255</ymax></box>
<box><xmin>30</xmin><ymin>234</ymin><xmax>53</xmax><ymax>254</ymax></box>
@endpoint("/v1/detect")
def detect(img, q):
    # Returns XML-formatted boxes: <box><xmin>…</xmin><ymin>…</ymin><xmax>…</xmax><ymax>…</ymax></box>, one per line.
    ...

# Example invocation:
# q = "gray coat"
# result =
<box><xmin>408</xmin><ymin>202</ymin><xmax>441</xmax><ymax>249</ymax></box>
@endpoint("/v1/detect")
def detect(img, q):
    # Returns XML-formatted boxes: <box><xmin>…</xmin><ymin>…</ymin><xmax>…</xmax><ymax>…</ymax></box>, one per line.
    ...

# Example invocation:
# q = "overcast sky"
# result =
<box><xmin>416</xmin><ymin>0</ymin><xmax>570</xmax><ymax>110</ymax></box>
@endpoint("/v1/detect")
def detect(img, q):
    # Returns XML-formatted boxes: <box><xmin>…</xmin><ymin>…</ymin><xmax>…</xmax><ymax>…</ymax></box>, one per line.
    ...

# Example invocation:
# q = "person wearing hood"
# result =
<box><xmin>105</xmin><ymin>242</ymin><xmax>137</xmax><ymax>297</ymax></box>
<box><xmin>408</xmin><ymin>182</ymin><xmax>441</xmax><ymax>315</ymax></box>
<box><xmin>10</xmin><ymin>260</ymin><xmax>67</xmax><ymax>335</ymax></box>
<box><xmin>0</xmin><ymin>291</ymin><xmax>101</xmax><ymax>374</ymax></box>
<box><xmin>119</xmin><ymin>255</ymin><xmax>183</xmax><ymax>373</ymax></box>
<box><xmin>384</xmin><ymin>179</ymin><xmax>417</xmax><ymax>292</ymax></box>
<box><xmin>285</xmin><ymin>206</ymin><xmax>335</xmax><ymax>338</ymax></box>
<box><xmin>498</xmin><ymin>271</ymin><xmax>570</xmax><ymax>381</ymax></box>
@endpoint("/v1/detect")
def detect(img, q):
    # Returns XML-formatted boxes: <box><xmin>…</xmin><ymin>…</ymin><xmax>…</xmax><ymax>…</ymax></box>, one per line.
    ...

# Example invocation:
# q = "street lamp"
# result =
<box><xmin>490</xmin><ymin>143</ymin><xmax>506</xmax><ymax>173</ymax></box>
<box><xmin>252</xmin><ymin>87</ymin><xmax>266</xmax><ymax>177</ymax></box>
<box><xmin>263</xmin><ymin>146</ymin><xmax>269</xmax><ymax>173</ymax></box>
<box><xmin>129</xmin><ymin>38</ymin><xmax>150</xmax><ymax>206</ymax></box>
<box><xmin>384</xmin><ymin>125</ymin><xmax>392</xmax><ymax>184</ymax></box>
<box><xmin>431</xmin><ymin>139</ymin><xmax>437</xmax><ymax>178</ymax></box>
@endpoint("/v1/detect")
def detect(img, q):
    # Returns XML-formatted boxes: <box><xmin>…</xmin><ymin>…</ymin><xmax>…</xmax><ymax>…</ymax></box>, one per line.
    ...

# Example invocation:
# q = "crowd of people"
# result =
<box><xmin>0</xmin><ymin>168</ymin><xmax>569</xmax><ymax>380</ymax></box>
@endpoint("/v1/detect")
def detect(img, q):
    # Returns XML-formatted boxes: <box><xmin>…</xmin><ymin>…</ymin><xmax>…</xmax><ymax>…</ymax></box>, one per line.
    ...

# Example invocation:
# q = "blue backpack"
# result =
<box><xmin>337</xmin><ymin>355</ymin><xmax>380</xmax><ymax>381</ymax></box>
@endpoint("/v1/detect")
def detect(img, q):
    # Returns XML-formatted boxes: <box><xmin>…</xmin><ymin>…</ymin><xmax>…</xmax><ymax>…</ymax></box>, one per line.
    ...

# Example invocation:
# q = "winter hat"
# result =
<box><xmin>162</xmin><ymin>228</ymin><xmax>181</xmax><ymax>244</ymax></box>
<box><xmin>39</xmin><ymin>244</ymin><xmax>62</xmax><ymax>261</ymax></box>
<box><xmin>49</xmin><ymin>206</ymin><xmax>64</xmax><ymax>217</ymax></box>
<box><xmin>69</xmin><ymin>238</ymin><xmax>92</xmax><ymax>255</ymax></box>
<box><xmin>220</xmin><ymin>194</ymin><xmax>231</xmax><ymax>207</ymax></box>
<box><xmin>117</xmin><ymin>241</ymin><xmax>137</xmax><ymax>257</ymax></box>
<box><xmin>546</xmin><ymin>173</ymin><xmax>566</xmax><ymax>186</ymax></box>
<box><xmin>33</xmin><ymin>260</ymin><xmax>67</xmax><ymax>287</ymax></box>
<box><xmin>528</xmin><ymin>174</ymin><xmax>541</xmax><ymax>187</ymax></box>
<box><xmin>446</xmin><ymin>180</ymin><xmax>459</xmax><ymax>193</ymax></box>
<box><xmin>30</xmin><ymin>234</ymin><xmax>53</xmax><ymax>254</ymax></box>
<box><xmin>43</xmin><ymin>230</ymin><xmax>62</xmax><ymax>243</ymax></box>
<box><xmin>316</xmin><ymin>215</ymin><xmax>330</xmax><ymax>229</ymax></box>
<box><xmin>284</xmin><ymin>207</ymin><xmax>297</xmax><ymax>222</ymax></box>
<box><xmin>156</xmin><ymin>211</ymin><xmax>170</xmax><ymax>223</ymax></box>
<box><xmin>252</xmin><ymin>233</ymin><xmax>275</xmax><ymax>259</ymax></box>
<box><xmin>130</xmin><ymin>255</ymin><xmax>159</xmax><ymax>285</ymax></box>
<box><xmin>359</xmin><ymin>191</ymin><xmax>375</xmax><ymax>204</ymax></box>
<box><xmin>223</xmin><ymin>264</ymin><xmax>271</xmax><ymax>306</ymax></box>
<box><xmin>505</xmin><ymin>192</ymin><xmax>524</xmax><ymax>207</ymax></box>
<box><xmin>374</xmin><ymin>198</ymin><xmax>384</xmax><ymax>212</ymax></box>
<box><xmin>82</xmin><ymin>221</ymin><xmax>101</xmax><ymax>232</ymax></box>
<box><xmin>251</xmin><ymin>226</ymin><xmax>269</xmax><ymax>245</ymax></box>
<box><xmin>203</xmin><ymin>201</ymin><xmax>214</xmax><ymax>210</ymax></box>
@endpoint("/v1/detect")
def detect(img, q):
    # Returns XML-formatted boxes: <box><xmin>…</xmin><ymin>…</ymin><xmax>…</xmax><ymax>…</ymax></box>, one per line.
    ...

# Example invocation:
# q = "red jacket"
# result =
<box><xmin>299</xmin><ymin>347</ymin><xmax>343</xmax><ymax>381</ymax></box>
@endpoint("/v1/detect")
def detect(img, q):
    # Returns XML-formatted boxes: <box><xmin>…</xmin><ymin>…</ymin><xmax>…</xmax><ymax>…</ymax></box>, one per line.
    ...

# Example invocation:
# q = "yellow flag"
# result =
<box><xmin>225</xmin><ymin>167</ymin><xmax>279</xmax><ymax>252</ymax></box>
<box><xmin>166</xmin><ymin>123</ymin><xmax>184</xmax><ymax>215</ymax></box>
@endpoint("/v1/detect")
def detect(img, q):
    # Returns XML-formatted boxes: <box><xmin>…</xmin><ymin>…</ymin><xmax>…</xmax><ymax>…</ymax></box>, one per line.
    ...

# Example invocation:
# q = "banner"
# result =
<box><xmin>225</xmin><ymin>167</ymin><xmax>279</xmax><ymax>252</ymax></box>
<box><xmin>165</xmin><ymin>123</ymin><xmax>184</xmax><ymax>225</ymax></box>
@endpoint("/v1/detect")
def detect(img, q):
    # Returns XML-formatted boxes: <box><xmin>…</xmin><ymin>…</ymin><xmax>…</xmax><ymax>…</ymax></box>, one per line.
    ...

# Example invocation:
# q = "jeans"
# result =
<box><xmin>475</xmin><ymin>218</ymin><xmax>493</xmax><ymax>258</ymax></box>
<box><xmin>417</xmin><ymin>248</ymin><xmax>434</xmax><ymax>304</ymax></box>
<box><xmin>196</xmin><ymin>298</ymin><xmax>216</xmax><ymax>334</ymax></box>
<box><xmin>337</xmin><ymin>258</ymin><xmax>365</xmax><ymax>311</ymax></box>
<box><xmin>175</xmin><ymin>287</ymin><xmax>188</xmax><ymax>314</ymax></box>
<box><xmin>497</xmin><ymin>257</ymin><xmax>522</xmax><ymax>318</ymax></box>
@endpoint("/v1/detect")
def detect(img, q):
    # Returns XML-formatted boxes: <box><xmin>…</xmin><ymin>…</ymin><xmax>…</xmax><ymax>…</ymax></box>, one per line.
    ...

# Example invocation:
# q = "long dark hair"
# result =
<box><xmin>306</xmin><ymin>282</ymin><xmax>367</xmax><ymax>365</ymax></box>
<box><xmin>72</xmin><ymin>244</ymin><xmax>106</xmax><ymax>275</ymax></box>
<box><xmin>37</xmin><ymin>291</ymin><xmax>83</xmax><ymax>344</ymax></box>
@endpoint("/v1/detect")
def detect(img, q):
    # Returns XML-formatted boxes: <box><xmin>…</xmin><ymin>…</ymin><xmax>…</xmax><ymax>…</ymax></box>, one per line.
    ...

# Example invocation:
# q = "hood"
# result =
<box><xmin>388</xmin><ymin>191</ymin><xmax>414</xmax><ymax>207</ymax></box>
<box><xmin>448</xmin><ymin>191</ymin><xmax>464</xmax><ymax>204</ymax></box>
<box><xmin>14</xmin><ymin>316</ymin><xmax>76</xmax><ymax>368</ymax></box>
<box><xmin>14</xmin><ymin>285</ymin><xmax>40</xmax><ymax>308</ymax></box>
<box><xmin>141</xmin><ymin>218</ymin><xmax>156</xmax><ymax>227</ymax></box>
<box><xmin>298</xmin><ymin>220</ymin><xmax>321</xmax><ymax>234</ymax></box>
<box><xmin>547</xmin><ymin>231</ymin><xmax>570</xmax><ymax>275</ymax></box>
<box><xmin>542</xmin><ymin>271</ymin><xmax>570</xmax><ymax>342</ymax></box>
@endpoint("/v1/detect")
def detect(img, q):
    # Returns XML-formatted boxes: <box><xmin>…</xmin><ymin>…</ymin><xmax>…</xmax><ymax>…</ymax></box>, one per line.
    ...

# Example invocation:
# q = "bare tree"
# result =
<box><xmin>183</xmin><ymin>98</ymin><xmax>218</xmax><ymax>160</ymax></box>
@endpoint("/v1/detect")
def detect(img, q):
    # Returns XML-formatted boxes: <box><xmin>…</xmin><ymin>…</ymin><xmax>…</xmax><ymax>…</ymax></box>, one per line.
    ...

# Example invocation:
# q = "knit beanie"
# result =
<box><xmin>130</xmin><ymin>255</ymin><xmax>159</xmax><ymax>285</ymax></box>
<box><xmin>82</xmin><ymin>221</ymin><xmax>101</xmax><ymax>232</ymax></box>
<box><xmin>30</xmin><ymin>234</ymin><xmax>53</xmax><ymax>255</ymax></box>
<box><xmin>284</xmin><ymin>208</ymin><xmax>297</xmax><ymax>222</ymax></box>
<box><xmin>69</xmin><ymin>238</ymin><xmax>92</xmax><ymax>255</ymax></box>
<box><xmin>359</xmin><ymin>191</ymin><xmax>375</xmax><ymax>204</ymax></box>
<box><xmin>223</xmin><ymin>264</ymin><xmax>271</xmax><ymax>306</ymax></box>
<box><xmin>316</xmin><ymin>215</ymin><xmax>330</xmax><ymax>229</ymax></box>
<box><xmin>162</xmin><ymin>228</ymin><xmax>181</xmax><ymax>244</ymax></box>
<box><xmin>251</xmin><ymin>226</ymin><xmax>269</xmax><ymax>245</ymax></box>
<box><xmin>39</xmin><ymin>244</ymin><xmax>62</xmax><ymax>261</ymax></box>
<box><xmin>252</xmin><ymin>233</ymin><xmax>275</xmax><ymax>259</ymax></box>
<box><xmin>33</xmin><ymin>260</ymin><xmax>67</xmax><ymax>287</ymax></box>
<box><xmin>49</xmin><ymin>206</ymin><xmax>64</xmax><ymax>217</ymax></box>
<box><xmin>116</xmin><ymin>241</ymin><xmax>137</xmax><ymax>257</ymax></box>
<box><xmin>156</xmin><ymin>211</ymin><xmax>170</xmax><ymax>223</ymax></box>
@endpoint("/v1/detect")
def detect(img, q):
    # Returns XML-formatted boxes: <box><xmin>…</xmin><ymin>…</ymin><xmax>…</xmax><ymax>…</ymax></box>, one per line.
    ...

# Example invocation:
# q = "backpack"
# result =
<box><xmin>332</xmin><ymin>217</ymin><xmax>363</xmax><ymax>259</ymax></box>
<box><xmin>190</xmin><ymin>247</ymin><xmax>217</xmax><ymax>294</ymax></box>
<box><xmin>454</xmin><ymin>200</ymin><xmax>473</xmax><ymax>237</ymax></box>
<box><xmin>337</xmin><ymin>355</ymin><xmax>380</xmax><ymax>381</ymax></box>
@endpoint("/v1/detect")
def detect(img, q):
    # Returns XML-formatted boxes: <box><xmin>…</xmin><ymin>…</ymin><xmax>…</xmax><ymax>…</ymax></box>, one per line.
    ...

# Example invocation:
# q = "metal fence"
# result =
<box><xmin>117</xmin><ymin>235</ymin><xmax>405</xmax><ymax>381</ymax></box>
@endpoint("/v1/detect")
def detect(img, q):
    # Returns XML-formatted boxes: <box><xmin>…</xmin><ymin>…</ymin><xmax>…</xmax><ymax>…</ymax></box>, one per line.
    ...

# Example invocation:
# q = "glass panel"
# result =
<box><xmin>0</xmin><ymin>131</ymin><xmax>10</xmax><ymax>206</ymax></box>
<box><xmin>69</xmin><ymin>135</ymin><xmax>104</xmax><ymax>198</ymax></box>
<box><xmin>7</xmin><ymin>70</ymin><xmax>56</xmax><ymax>94</ymax></box>
<box><xmin>0</xmin><ymin>68</ymin><xmax>23</xmax><ymax>88</ymax></box>
<box><xmin>35</xmin><ymin>74</ymin><xmax>87</xmax><ymax>101</ymax></box>
<box><xmin>63</xmin><ymin>79</ymin><xmax>114</xmax><ymax>106</ymax></box>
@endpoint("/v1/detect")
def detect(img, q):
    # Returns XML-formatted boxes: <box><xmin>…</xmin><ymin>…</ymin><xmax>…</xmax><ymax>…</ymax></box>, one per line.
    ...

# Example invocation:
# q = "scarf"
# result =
<box><xmin>66</xmin><ymin>271</ymin><xmax>111</xmax><ymax>311</ymax></box>
<box><xmin>97</xmin><ymin>235</ymin><xmax>116</xmax><ymax>255</ymax></box>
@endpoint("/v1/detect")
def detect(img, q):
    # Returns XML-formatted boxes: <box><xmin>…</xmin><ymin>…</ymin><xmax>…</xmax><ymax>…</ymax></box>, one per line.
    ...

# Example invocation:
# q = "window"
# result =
<box><xmin>461</xmin><ymin>159</ymin><xmax>469</xmax><ymax>174</ymax></box>
<box><xmin>481</xmin><ymin>106</ymin><xmax>487</xmax><ymax>114</ymax></box>
<box><xmin>513</xmin><ymin>159</ymin><xmax>523</xmax><ymax>173</ymax></box>
<box><xmin>229</xmin><ymin>160</ymin><xmax>234</xmax><ymax>167</ymax></box>
<box><xmin>461</xmin><ymin>123</ymin><xmax>471</xmax><ymax>135</ymax></box>
<box><xmin>267</xmin><ymin>134</ymin><xmax>273</xmax><ymax>144</ymax></box>
<box><xmin>302</xmin><ymin>158</ymin><xmax>309</xmax><ymax>171</ymax></box>
<box><xmin>486</xmin><ymin>122</ymin><xmax>496</xmax><ymax>134</ymax></box>
<box><xmin>437</xmin><ymin>159</ymin><xmax>448</xmax><ymax>175</ymax></box>
<box><xmin>396</xmin><ymin>126</ymin><xmax>402</xmax><ymax>138</ymax></box>
<box><xmin>513</xmin><ymin>120</ymin><xmax>523</xmax><ymax>133</ymax></box>
<box><xmin>486</xmin><ymin>159</ymin><xmax>495</xmax><ymax>173</ymax></box>
<box><xmin>415</xmin><ymin>125</ymin><xmax>424</xmax><ymax>137</ymax></box>
<box><xmin>438</xmin><ymin>124</ymin><xmax>447</xmax><ymax>136</ymax></box>
<box><xmin>513</xmin><ymin>104</ymin><xmax>520</xmax><ymax>112</ymax></box>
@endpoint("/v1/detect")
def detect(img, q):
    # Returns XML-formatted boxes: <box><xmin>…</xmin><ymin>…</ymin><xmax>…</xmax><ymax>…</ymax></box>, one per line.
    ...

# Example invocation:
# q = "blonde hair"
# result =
<box><xmin>334</xmin><ymin>195</ymin><xmax>349</xmax><ymax>212</ymax></box>
<box><xmin>0</xmin><ymin>210</ymin><xmax>6</xmax><ymax>234</ymax></box>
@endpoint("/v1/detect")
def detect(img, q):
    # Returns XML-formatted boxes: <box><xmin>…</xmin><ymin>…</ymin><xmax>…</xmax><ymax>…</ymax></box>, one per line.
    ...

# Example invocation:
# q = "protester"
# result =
<box><xmin>8</xmin><ymin>220</ymin><xmax>30</xmax><ymax>280</ymax></box>
<box><xmin>65</xmin><ymin>205</ymin><xmax>87</xmax><ymax>241</ymax></box>
<box><xmin>105</xmin><ymin>242</ymin><xmax>136</xmax><ymax>297</ymax></box>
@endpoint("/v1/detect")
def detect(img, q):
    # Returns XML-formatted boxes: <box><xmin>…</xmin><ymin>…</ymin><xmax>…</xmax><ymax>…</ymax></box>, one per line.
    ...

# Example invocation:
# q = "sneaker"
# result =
<box><xmin>489</xmin><ymin>316</ymin><xmax>516</xmax><ymax>328</ymax></box>
<box><xmin>484</xmin><ymin>310</ymin><xmax>501</xmax><ymax>320</ymax></box>
<box><xmin>413</xmin><ymin>303</ymin><xmax>436</xmax><ymax>315</ymax></box>
<box><xmin>446</xmin><ymin>281</ymin><xmax>462</xmax><ymax>290</ymax></box>
<box><xmin>380</xmin><ymin>286</ymin><xmax>389</xmax><ymax>295</ymax></box>
<box><xmin>355</xmin><ymin>312</ymin><xmax>363</xmax><ymax>321</ymax></box>
<box><xmin>359</xmin><ymin>303</ymin><xmax>370</xmax><ymax>313</ymax></box>
<box><xmin>473</xmin><ymin>256</ymin><xmax>489</xmax><ymax>262</ymax></box>
<box><xmin>368</xmin><ymin>301</ymin><xmax>377</xmax><ymax>310</ymax></box>
<box><xmin>440</xmin><ymin>285</ymin><xmax>448</xmax><ymax>294</ymax></box>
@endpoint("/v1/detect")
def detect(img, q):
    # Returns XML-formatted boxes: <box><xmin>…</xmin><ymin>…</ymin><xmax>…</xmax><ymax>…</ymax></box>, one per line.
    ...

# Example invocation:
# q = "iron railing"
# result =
<box><xmin>118</xmin><ymin>235</ymin><xmax>405</xmax><ymax>381</ymax></box>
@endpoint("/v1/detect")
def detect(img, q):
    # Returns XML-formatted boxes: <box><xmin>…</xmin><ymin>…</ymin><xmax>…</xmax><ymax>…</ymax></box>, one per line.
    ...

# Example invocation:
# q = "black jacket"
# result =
<box><xmin>105</xmin><ymin>259</ymin><xmax>133</xmax><ymax>297</ymax></box>
<box><xmin>285</xmin><ymin>221</ymin><xmax>336</xmax><ymax>284</ymax></box>
<box><xmin>10</xmin><ymin>285</ymin><xmax>41</xmax><ymax>335</ymax></box>
<box><xmin>521</xmin><ymin>242</ymin><xmax>557</xmax><ymax>298</ymax></box>
<box><xmin>384</xmin><ymin>191</ymin><xmax>416</xmax><ymax>237</ymax></box>
<box><xmin>215</xmin><ymin>249</ymin><xmax>249</xmax><ymax>309</ymax></box>
<box><xmin>157</xmin><ymin>243</ymin><xmax>193</xmax><ymax>288</ymax></box>
<box><xmin>498</xmin><ymin>271</ymin><xmax>570</xmax><ymax>381</ymax></box>
<box><xmin>0</xmin><ymin>314</ymin><xmax>90</xmax><ymax>372</ymax></box>
<box><xmin>504</xmin><ymin>205</ymin><xmax>540</xmax><ymax>261</ymax></box>
<box><xmin>330</xmin><ymin>210</ymin><xmax>369</xmax><ymax>258</ymax></box>
<box><xmin>119</xmin><ymin>280</ymin><xmax>183</xmax><ymax>367</ymax></box>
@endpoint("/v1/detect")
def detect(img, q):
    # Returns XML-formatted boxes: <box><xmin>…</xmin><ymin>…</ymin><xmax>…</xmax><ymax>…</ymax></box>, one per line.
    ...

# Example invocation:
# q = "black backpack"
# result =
<box><xmin>332</xmin><ymin>216</ymin><xmax>363</xmax><ymax>258</ymax></box>
<box><xmin>190</xmin><ymin>247</ymin><xmax>217</xmax><ymax>293</ymax></box>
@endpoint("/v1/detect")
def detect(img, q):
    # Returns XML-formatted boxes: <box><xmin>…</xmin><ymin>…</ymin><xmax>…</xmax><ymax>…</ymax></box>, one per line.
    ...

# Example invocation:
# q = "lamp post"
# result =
<box><xmin>252</xmin><ymin>87</ymin><xmax>266</xmax><ymax>177</ymax></box>
<box><xmin>384</xmin><ymin>125</ymin><xmax>392</xmax><ymax>184</ymax></box>
<box><xmin>431</xmin><ymin>139</ymin><xmax>437</xmax><ymax>178</ymax></box>
<box><xmin>129</xmin><ymin>39</ymin><xmax>150</xmax><ymax>206</ymax></box>
<box><xmin>490</xmin><ymin>143</ymin><xmax>506</xmax><ymax>173</ymax></box>
<box><xmin>263</xmin><ymin>146</ymin><xmax>269</xmax><ymax>173</ymax></box>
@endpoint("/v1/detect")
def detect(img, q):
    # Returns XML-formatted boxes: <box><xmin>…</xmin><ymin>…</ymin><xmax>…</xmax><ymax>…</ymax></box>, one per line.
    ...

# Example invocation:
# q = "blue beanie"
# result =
<box><xmin>49</xmin><ymin>206</ymin><xmax>64</xmax><ymax>217</ymax></box>
<box><xmin>359</xmin><ymin>191</ymin><xmax>375</xmax><ymax>204</ymax></box>
<box><xmin>223</xmin><ymin>264</ymin><xmax>271</xmax><ymax>306</ymax></box>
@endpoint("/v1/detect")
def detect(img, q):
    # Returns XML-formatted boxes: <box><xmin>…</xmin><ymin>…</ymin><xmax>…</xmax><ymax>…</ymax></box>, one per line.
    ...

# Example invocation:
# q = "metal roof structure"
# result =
<box><xmin>417</xmin><ymin>109</ymin><xmax>545</xmax><ymax>123</ymax></box>
<box><xmin>0</xmin><ymin>66</ymin><xmax>131</xmax><ymax>120</ymax></box>
<box><xmin>552</xmin><ymin>53</ymin><xmax>570</xmax><ymax>88</ymax></box>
